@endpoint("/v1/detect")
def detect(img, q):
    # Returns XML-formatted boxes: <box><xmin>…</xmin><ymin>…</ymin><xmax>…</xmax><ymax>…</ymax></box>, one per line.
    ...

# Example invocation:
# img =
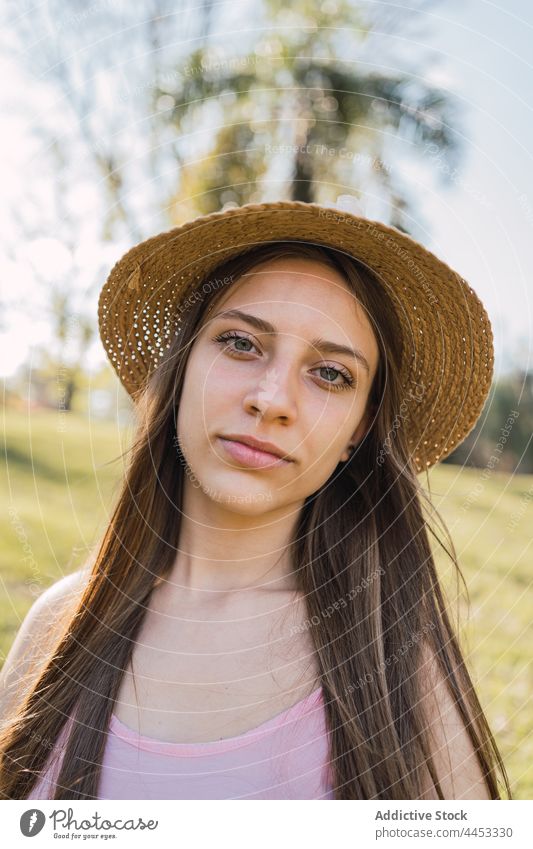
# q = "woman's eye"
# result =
<box><xmin>213</xmin><ymin>331</ymin><xmax>258</xmax><ymax>354</ymax></box>
<box><xmin>313</xmin><ymin>365</ymin><xmax>355</xmax><ymax>391</ymax></box>
<box><xmin>212</xmin><ymin>331</ymin><xmax>355</xmax><ymax>391</ymax></box>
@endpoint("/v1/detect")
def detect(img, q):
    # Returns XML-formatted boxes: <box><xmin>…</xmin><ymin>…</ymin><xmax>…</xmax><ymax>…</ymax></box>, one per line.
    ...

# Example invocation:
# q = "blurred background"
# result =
<box><xmin>1</xmin><ymin>0</ymin><xmax>531</xmax><ymax>797</ymax></box>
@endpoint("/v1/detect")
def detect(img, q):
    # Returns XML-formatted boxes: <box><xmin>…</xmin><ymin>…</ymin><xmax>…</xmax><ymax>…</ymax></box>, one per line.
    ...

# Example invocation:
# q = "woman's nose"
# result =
<box><xmin>243</xmin><ymin>365</ymin><xmax>298</xmax><ymax>423</ymax></box>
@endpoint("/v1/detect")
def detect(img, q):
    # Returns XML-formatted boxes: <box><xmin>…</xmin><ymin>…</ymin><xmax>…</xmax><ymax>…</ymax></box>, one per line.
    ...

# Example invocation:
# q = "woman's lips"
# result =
<box><xmin>217</xmin><ymin>437</ymin><xmax>292</xmax><ymax>469</ymax></box>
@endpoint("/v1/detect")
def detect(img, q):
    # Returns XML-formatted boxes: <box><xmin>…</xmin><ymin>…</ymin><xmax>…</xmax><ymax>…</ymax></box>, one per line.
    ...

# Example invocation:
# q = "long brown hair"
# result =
<box><xmin>0</xmin><ymin>240</ymin><xmax>511</xmax><ymax>800</ymax></box>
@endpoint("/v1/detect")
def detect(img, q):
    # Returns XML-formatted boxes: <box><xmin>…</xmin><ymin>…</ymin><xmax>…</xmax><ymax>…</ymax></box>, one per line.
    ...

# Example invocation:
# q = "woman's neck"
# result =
<box><xmin>170</xmin><ymin>481</ymin><xmax>303</xmax><ymax>594</ymax></box>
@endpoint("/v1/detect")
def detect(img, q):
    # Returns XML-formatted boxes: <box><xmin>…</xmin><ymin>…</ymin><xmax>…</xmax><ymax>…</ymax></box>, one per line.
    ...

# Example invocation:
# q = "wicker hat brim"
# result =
<box><xmin>98</xmin><ymin>200</ymin><xmax>494</xmax><ymax>473</ymax></box>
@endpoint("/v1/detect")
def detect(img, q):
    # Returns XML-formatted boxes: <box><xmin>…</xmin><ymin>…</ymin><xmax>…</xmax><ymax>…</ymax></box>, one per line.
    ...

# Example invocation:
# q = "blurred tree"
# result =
<box><xmin>444</xmin><ymin>372</ymin><xmax>533</xmax><ymax>474</ymax></box>
<box><xmin>160</xmin><ymin>0</ymin><xmax>460</xmax><ymax>233</ymax></box>
<box><xmin>2</xmin><ymin>1</ymin><xmax>203</xmax><ymax>405</ymax></box>
<box><xmin>17</xmin><ymin>141</ymin><xmax>100</xmax><ymax>412</ymax></box>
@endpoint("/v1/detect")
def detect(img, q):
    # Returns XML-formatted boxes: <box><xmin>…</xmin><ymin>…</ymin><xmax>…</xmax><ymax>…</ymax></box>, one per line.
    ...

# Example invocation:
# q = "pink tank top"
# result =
<box><xmin>27</xmin><ymin>687</ymin><xmax>334</xmax><ymax>800</ymax></box>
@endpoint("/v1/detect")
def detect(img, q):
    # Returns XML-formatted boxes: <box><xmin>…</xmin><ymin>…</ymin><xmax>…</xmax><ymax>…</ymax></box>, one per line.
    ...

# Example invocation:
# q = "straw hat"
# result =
<box><xmin>98</xmin><ymin>200</ymin><xmax>494</xmax><ymax>473</ymax></box>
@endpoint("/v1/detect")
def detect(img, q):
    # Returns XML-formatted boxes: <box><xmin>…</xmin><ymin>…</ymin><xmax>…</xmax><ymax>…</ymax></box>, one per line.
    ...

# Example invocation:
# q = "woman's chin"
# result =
<box><xmin>191</xmin><ymin>472</ymin><xmax>276</xmax><ymax>513</ymax></box>
<box><xmin>209</xmin><ymin>490</ymin><xmax>275</xmax><ymax>515</ymax></box>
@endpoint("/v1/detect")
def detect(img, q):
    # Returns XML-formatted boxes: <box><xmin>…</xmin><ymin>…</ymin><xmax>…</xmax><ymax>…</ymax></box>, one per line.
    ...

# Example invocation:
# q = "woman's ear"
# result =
<box><xmin>352</xmin><ymin>406</ymin><xmax>374</xmax><ymax>444</ymax></box>
<box><xmin>340</xmin><ymin>405</ymin><xmax>375</xmax><ymax>462</ymax></box>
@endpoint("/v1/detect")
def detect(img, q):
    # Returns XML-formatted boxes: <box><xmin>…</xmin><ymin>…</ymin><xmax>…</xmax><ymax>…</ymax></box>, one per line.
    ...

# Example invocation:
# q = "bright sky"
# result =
<box><xmin>0</xmin><ymin>0</ymin><xmax>531</xmax><ymax>380</ymax></box>
<box><xmin>406</xmin><ymin>0</ymin><xmax>533</xmax><ymax>379</ymax></box>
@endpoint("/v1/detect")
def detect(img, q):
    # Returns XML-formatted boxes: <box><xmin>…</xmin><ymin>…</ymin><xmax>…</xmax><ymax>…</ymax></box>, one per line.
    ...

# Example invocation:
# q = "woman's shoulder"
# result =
<box><xmin>0</xmin><ymin>567</ymin><xmax>91</xmax><ymax>720</ymax></box>
<box><xmin>30</xmin><ymin>567</ymin><xmax>90</xmax><ymax>614</ymax></box>
<box><xmin>9</xmin><ymin>566</ymin><xmax>91</xmax><ymax>646</ymax></box>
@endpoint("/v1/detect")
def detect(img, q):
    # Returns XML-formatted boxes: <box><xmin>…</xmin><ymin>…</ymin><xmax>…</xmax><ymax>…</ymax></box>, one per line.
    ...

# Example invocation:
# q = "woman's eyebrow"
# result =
<box><xmin>211</xmin><ymin>308</ymin><xmax>370</xmax><ymax>375</ymax></box>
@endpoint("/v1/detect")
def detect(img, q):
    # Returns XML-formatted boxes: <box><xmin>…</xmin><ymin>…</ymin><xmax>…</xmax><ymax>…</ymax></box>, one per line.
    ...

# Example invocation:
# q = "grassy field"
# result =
<box><xmin>1</xmin><ymin>407</ymin><xmax>531</xmax><ymax>798</ymax></box>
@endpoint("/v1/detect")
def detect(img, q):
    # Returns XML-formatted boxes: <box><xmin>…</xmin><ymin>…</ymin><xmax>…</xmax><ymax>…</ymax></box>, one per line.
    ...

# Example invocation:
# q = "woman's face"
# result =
<box><xmin>176</xmin><ymin>256</ymin><xmax>380</xmax><ymax>515</ymax></box>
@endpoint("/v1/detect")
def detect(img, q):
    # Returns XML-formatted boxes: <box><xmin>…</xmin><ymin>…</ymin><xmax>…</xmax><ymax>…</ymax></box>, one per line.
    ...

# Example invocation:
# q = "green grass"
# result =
<box><xmin>1</xmin><ymin>408</ymin><xmax>129</xmax><ymax>647</ymax></box>
<box><xmin>1</xmin><ymin>408</ymin><xmax>531</xmax><ymax>798</ymax></box>
<box><xmin>422</xmin><ymin>462</ymin><xmax>533</xmax><ymax>799</ymax></box>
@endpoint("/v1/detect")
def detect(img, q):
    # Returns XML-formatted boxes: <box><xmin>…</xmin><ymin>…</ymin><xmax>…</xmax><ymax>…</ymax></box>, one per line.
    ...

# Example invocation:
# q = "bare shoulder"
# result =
<box><xmin>0</xmin><ymin>567</ymin><xmax>91</xmax><ymax>720</ymax></box>
<box><xmin>10</xmin><ymin>567</ymin><xmax>90</xmax><ymax>638</ymax></box>
<box><xmin>26</xmin><ymin>568</ymin><xmax>90</xmax><ymax>619</ymax></box>
<box><xmin>416</xmin><ymin>642</ymin><xmax>491</xmax><ymax>800</ymax></box>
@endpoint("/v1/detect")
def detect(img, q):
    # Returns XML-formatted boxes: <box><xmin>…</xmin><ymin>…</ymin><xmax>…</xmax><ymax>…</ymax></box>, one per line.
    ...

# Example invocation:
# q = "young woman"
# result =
<box><xmin>0</xmin><ymin>201</ymin><xmax>511</xmax><ymax>800</ymax></box>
